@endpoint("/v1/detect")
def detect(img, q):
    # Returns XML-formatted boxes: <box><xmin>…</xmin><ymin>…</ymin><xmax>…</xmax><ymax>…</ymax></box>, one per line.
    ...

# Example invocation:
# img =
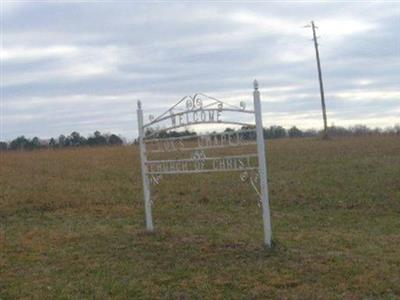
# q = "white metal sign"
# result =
<box><xmin>137</xmin><ymin>80</ymin><xmax>272</xmax><ymax>247</ymax></box>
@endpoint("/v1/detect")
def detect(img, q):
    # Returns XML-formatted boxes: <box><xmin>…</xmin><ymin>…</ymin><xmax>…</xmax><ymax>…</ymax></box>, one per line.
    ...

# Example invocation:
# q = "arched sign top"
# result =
<box><xmin>136</xmin><ymin>81</ymin><xmax>272</xmax><ymax>247</ymax></box>
<box><xmin>142</xmin><ymin>93</ymin><xmax>255</xmax><ymax>138</ymax></box>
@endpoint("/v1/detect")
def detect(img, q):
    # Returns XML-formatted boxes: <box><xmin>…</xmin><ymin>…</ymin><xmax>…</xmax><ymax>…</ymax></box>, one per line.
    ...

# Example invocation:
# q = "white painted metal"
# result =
<box><xmin>150</xmin><ymin>93</ymin><xmax>243</xmax><ymax>124</ymax></box>
<box><xmin>147</xmin><ymin>153</ymin><xmax>257</xmax><ymax>164</ymax></box>
<box><xmin>137</xmin><ymin>100</ymin><xmax>154</xmax><ymax>231</ymax></box>
<box><xmin>136</xmin><ymin>81</ymin><xmax>273</xmax><ymax>247</ymax></box>
<box><xmin>145</xmin><ymin>128</ymin><xmax>257</xmax><ymax>153</ymax></box>
<box><xmin>144</xmin><ymin>128</ymin><xmax>256</xmax><ymax>143</ymax></box>
<box><xmin>253</xmin><ymin>80</ymin><xmax>272</xmax><ymax>247</ymax></box>
<box><xmin>144</xmin><ymin>108</ymin><xmax>255</xmax><ymax>128</ymax></box>
<box><xmin>146</xmin><ymin>154</ymin><xmax>259</xmax><ymax>174</ymax></box>
<box><xmin>146</xmin><ymin>121</ymin><xmax>255</xmax><ymax>137</ymax></box>
<box><xmin>240</xmin><ymin>171</ymin><xmax>262</xmax><ymax>204</ymax></box>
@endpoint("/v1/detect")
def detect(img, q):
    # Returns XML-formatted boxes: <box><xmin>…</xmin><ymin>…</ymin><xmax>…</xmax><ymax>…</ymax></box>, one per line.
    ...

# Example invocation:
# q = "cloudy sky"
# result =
<box><xmin>2</xmin><ymin>1</ymin><xmax>399</xmax><ymax>140</ymax></box>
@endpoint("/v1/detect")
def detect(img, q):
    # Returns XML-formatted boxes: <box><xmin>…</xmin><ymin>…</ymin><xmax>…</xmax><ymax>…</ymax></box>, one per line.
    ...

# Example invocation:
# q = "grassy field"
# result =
<box><xmin>1</xmin><ymin>136</ymin><xmax>399</xmax><ymax>299</ymax></box>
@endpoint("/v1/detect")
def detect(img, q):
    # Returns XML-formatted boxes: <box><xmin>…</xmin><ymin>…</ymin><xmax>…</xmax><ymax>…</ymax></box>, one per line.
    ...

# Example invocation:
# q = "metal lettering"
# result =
<box><xmin>226</xmin><ymin>158</ymin><xmax>233</xmax><ymax>169</ymax></box>
<box><xmin>217</xmin><ymin>110</ymin><xmax>221</xmax><ymax>122</ymax></box>
<box><xmin>146</xmin><ymin>129</ymin><xmax>257</xmax><ymax>153</ymax></box>
<box><xmin>168</xmin><ymin>108</ymin><xmax>226</xmax><ymax>127</ymax></box>
<box><xmin>179</xmin><ymin>114</ymin><xmax>184</xmax><ymax>125</ymax></box>
<box><xmin>146</xmin><ymin>155</ymin><xmax>258</xmax><ymax>174</ymax></box>
<box><xmin>200</xmin><ymin>110</ymin><xmax>206</xmax><ymax>122</ymax></box>
<box><xmin>238</xmin><ymin>159</ymin><xmax>244</xmax><ymax>168</ymax></box>
<box><xmin>208</xmin><ymin>110</ymin><xmax>215</xmax><ymax>121</ymax></box>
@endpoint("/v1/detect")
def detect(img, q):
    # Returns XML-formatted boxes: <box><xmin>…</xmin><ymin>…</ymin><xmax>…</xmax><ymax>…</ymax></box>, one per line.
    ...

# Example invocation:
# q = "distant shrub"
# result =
<box><xmin>0</xmin><ymin>141</ymin><xmax>8</xmax><ymax>151</ymax></box>
<box><xmin>288</xmin><ymin>126</ymin><xmax>303</xmax><ymax>138</ymax></box>
<box><xmin>264</xmin><ymin>126</ymin><xmax>287</xmax><ymax>139</ymax></box>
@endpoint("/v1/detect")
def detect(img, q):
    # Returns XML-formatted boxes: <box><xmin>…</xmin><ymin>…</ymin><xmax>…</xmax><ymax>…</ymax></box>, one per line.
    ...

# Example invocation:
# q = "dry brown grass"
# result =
<box><xmin>1</xmin><ymin>136</ymin><xmax>399</xmax><ymax>299</ymax></box>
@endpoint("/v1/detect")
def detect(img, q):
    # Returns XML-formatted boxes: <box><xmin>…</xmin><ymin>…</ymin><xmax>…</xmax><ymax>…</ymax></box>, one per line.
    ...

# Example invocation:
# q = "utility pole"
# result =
<box><xmin>306</xmin><ymin>21</ymin><xmax>328</xmax><ymax>138</ymax></box>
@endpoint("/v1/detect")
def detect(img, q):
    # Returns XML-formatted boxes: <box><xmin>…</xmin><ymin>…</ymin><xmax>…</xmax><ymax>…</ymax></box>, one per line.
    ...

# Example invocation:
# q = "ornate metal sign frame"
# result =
<box><xmin>137</xmin><ymin>80</ymin><xmax>272</xmax><ymax>247</ymax></box>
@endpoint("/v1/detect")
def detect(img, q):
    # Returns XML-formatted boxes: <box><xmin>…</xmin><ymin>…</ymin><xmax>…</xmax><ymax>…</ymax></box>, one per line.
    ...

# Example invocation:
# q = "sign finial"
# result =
<box><xmin>253</xmin><ymin>79</ymin><xmax>259</xmax><ymax>91</ymax></box>
<box><xmin>137</xmin><ymin>100</ymin><xmax>142</xmax><ymax>109</ymax></box>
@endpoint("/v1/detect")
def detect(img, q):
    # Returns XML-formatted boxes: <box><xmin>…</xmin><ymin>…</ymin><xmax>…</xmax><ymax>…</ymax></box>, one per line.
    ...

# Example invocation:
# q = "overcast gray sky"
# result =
<box><xmin>2</xmin><ymin>1</ymin><xmax>399</xmax><ymax>140</ymax></box>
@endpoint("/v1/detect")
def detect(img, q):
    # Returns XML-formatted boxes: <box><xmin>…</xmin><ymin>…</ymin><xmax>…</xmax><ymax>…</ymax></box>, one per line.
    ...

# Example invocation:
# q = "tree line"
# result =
<box><xmin>1</xmin><ymin>124</ymin><xmax>399</xmax><ymax>151</ymax></box>
<box><xmin>268</xmin><ymin>124</ymin><xmax>400</xmax><ymax>138</ymax></box>
<box><xmin>149</xmin><ymin>124</ymin><xmax>400</xmax><ymax>140</ymax></box>
<box><xmin>0</xmin><ymin>131</ymin><xmax>124</xmax><ymax>151</ymax></box>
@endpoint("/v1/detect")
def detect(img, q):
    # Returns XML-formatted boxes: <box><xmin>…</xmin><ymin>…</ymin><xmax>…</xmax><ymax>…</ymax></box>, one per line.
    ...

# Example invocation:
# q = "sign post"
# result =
<box><xmin>253</xmin><ymin>80</ymin><xmax>272</xmax><ymax>247</ymax></box>
<box><xmin>137</xmin><ymin>101</ymin><xmax>154</xmax><ymax>231</ymax></box>
<box><xmin>137</xmin><ymin>81</ymin><xmax>272</xmax><ymax>246</ymax></box>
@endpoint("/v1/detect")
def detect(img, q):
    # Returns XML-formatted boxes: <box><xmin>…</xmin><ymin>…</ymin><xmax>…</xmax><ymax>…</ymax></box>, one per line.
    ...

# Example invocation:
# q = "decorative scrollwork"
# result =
<box><xmin>192</xmin><ymin>150</ymin><xmax>206</xmax><ymax>160</ymax></box>
<box><xmin>186</xmin><ymin>95</ymin><xmax>203</xmax><ymax>110</ymax></box>
<box><xmin>192</xmin><ymin>150</ymin><xmax>206</xmax><ymax>170</ymax></box>
<box><xmin>186</xmin><ymin>98</ymin><xmax>193</xmax><ymax>110</ymax></box>
<box><xmin>149</xmin><ymin>174</ymin><xmax>162</xmax><ymax>185</ymax></box>
<box><xmin>239</xmin><ymin>171</ymin><xmax>262</xmax><ymax>207</ymax></box>
<box><xmin>240</xmin><ymin>171</ymin><xmax>249</xmax><ymax>182</ymax></box>
<box><xmin>195</xmin><ymin>97</ymin><xmax>203</xmax><ymax>109</ymax></box>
